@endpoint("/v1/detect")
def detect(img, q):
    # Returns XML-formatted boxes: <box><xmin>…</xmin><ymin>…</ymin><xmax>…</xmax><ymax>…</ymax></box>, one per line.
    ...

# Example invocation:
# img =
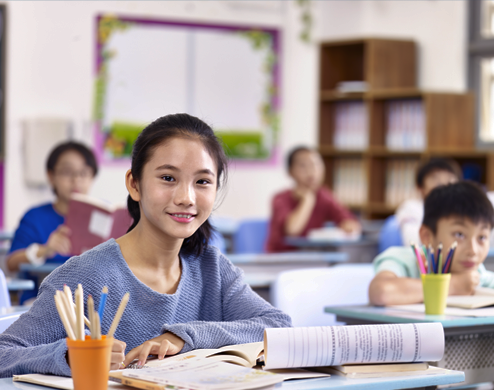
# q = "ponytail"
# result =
<box><xmin>126</xmin><ymin>194</ymin><xmax>141</xmax><ymax>233</ymax></box>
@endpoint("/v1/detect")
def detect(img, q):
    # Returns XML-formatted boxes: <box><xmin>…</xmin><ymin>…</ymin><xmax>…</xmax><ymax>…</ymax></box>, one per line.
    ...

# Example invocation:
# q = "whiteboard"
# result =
<box><xmin>94</xmin><ymin>15</ymin><xmax>280</xmax><ymax>162</ymax></box>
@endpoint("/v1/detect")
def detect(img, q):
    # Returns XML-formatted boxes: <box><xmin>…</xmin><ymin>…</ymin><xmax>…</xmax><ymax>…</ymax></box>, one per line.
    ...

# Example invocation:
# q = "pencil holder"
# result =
<box><xmin>421</xmin><ymin>274</ymin><xmax>451</xmax><ymax>315</ymax></box>
<box><xmin>67</xmin><ymin>335</ymin><xmax>113</xmax><ymax>390</ymax></box>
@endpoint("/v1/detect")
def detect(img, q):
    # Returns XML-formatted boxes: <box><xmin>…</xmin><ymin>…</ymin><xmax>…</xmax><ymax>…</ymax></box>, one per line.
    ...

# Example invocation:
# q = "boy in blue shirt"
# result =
<box><xmin>369</xmin><ymin>181</ymin><xmax>494</xmax><ymax>306</ymax></box>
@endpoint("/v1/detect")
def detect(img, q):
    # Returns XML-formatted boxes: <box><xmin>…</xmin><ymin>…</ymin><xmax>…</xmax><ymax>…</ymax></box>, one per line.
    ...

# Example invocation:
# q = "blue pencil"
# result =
<box><xmin>98</xmin><ymin>286</ymin><xmax>108</xmax><ymax>321</ymax></box>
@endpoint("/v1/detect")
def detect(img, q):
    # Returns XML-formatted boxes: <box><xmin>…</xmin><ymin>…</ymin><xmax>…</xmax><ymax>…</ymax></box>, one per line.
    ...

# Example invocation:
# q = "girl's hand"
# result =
<box><xmin>110</xmin><ymin>339</ymin><xmax>127</xmax><ymax>371</ymax></box>
<box><xmin>122</xmin><ymin>332</ymin><xmax>185</xmax><ymax>368</ymax></box>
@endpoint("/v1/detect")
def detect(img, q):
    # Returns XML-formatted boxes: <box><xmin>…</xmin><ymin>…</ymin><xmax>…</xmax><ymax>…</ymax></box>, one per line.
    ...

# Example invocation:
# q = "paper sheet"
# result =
<box><xmin>263</xmin><ymin>323</ymin><xmax>444</xmax><ymax>370</ymax></box>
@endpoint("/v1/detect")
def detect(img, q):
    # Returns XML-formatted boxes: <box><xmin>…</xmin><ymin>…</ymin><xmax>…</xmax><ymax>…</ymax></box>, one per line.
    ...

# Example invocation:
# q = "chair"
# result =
<box><xmin>0</xmin><ymin>269</ymin><xmax>11</xmax><ymax>310</ymax></box>
<box><xmin>378</xmin><ymin>215</ymin><xmax>403</xmax><ymax>254</ymax></box>
<box><xmin>233</xmin><ymin>219</ymin><xmax>269</xmax><ymax>254</ymax></box>
<box><xmin>209</xmin><ymin>230</ymin><xmax>227</xmax><ymax>253</ymax></box>
<box><xmin>0</xmin><ymin>313</ymin><xmax>21</xmax><ymax>333</ymax></box>
<box><xmin>271</xmin><ymin>264</ymin><xmax>375</xmax><ymax>327</ymax></box>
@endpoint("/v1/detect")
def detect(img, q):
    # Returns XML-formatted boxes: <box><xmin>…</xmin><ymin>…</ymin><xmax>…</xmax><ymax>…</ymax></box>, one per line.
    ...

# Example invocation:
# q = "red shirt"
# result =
<box><xmin>266</xmin><ymin>187</ymin><xmax>356</xmax><ymax>252</ymax></box>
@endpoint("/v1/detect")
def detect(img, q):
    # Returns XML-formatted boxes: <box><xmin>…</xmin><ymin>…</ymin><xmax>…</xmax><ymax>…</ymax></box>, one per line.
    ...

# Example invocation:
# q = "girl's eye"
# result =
<box><xmin>197</xmin><ymin>179</ymin><xmax>210</xmax><ymax>185</ymax></box>
<box><xmin>162</xmin><ymin>175</ymin><xmax>175</xmax><ymax>182</ymax></box>
<box><xmin>479</xmin><ymin>235</ymin><xmax>488</xmax><ymax>242</ymax></box>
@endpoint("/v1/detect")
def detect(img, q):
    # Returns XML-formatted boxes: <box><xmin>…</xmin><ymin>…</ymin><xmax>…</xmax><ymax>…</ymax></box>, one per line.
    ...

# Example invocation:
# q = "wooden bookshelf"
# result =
<box><xmin>318</xmin><ymin>38</ymin><xmax>493</xmax><ymax>219</ymax></box>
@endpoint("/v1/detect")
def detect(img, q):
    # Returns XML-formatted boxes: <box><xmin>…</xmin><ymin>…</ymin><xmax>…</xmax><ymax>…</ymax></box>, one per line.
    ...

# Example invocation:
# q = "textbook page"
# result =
<box><xmin>123</xmin><ymin>358</ymin><xmax>283</xmax><ymax>390</ymax></box>
<box><xmin>263</xmin><ymin>323</ymin><xmax>444</xmax><ymax>370</ymax></box>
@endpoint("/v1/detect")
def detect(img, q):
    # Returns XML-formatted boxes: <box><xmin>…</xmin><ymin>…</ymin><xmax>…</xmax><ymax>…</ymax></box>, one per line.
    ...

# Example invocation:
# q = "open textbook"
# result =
<box><xmin>446</xmin><ymin>287</ymin><xmax>494</xmax><ymax>309</ymax></box>
<box><xmin>263</xmin><ymin>322</ymin><xmax>444</xmax><ymax>370</ymax></box>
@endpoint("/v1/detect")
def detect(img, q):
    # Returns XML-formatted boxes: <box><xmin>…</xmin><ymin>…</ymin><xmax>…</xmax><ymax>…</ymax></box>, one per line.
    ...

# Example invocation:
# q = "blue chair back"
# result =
<box><xmin>209</xmin><ymin>230</ymin><xmax>227</xmax><ymax>253</ymax></box>
<box><xmin>233</xmin><ymin>219</ymin><xmax>269</xmax><ymax>254</ymax></box>
<box><xmin>378</xmin><ymin>215</ymin><xmax>403</xmax><ymax>253</ymax></box>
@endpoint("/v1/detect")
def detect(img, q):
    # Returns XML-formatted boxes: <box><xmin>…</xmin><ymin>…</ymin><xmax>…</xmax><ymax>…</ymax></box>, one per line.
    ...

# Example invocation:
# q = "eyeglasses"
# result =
<box><xmin>54</xmin><ymin>169</ymin><xmax>93</xmax><ymax>180</ymax></box>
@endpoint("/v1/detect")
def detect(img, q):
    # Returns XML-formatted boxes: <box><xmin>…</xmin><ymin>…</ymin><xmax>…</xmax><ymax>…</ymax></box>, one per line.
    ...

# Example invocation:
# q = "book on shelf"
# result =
<box><xmin>446</xmin><ymin>287</ymin><xmax>494</xmax><ymax>309</ymax></box>
<box><xmin>336</xmin><ymin>81</ymin><xmax>368</xmax><ymax>93</ymax></box>
<box><xmin>333</xmin><ymin>159</ymin><xmax>367</xmax><ymax>206</ymax></box>
<box><xmin>385</xmin><ymin>99</ymin><xmax>425</xmax><ymax>151</ymax></box>
<box><xmin>64</xmin><ymin>193</ymin><xmax>133</xmax><ymax>255</ymax></box>
<box><xmin>385</xmin><ymin>159</ymin><xmax>420</xmax><ymax>207</ymax></box>
<box><xmin>333</xmin><ymin>101</ymin><xmax>368</xmax><ymax>150</ymax></box>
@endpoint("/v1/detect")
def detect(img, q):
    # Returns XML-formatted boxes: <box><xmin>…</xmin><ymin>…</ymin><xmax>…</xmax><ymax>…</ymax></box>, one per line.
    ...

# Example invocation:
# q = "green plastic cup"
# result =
<box><xmin>421</xmin><ymin>273</ymin><xmax>451</xmax><ymax>315</ymax></box>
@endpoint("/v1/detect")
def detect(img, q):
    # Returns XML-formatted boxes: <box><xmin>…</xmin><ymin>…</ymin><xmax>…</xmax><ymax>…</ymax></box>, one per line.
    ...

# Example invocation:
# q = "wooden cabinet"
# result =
<box><xmin>318</xmin><ymin>38</ymin><xmax>492</xmax><ymax>219</ymax></box>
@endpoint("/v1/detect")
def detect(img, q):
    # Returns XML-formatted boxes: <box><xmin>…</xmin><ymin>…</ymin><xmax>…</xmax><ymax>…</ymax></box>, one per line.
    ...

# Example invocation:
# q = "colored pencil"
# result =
<box><xmin>411</xmin><ymin>242</ymin><xmax>426</xmax><ymax>274</ymax></box>
<box><xmin>437</xmin><ymin>243</ymin><xmax>443</xmax><ymax>275</ymax></box>
<box><xmin>429</xmin><ymin>246</ymin><xmax>436</xmax><ymax>274</ymax></box>
<box><xmin>54</xmin><ymin>292</ymin><xmax>76</xmax><ymax>340</ymax></box>
<box><xmin>98</xmin><ymin>286</ymin><xmax>108</xmax><ymax>322</ymax></box>
<box><xmin>108</xmin><ymin>292</ymin><xmax>130</xmax><ymax>338</ymax></box>
<box><xmin>446</xmin><ymin>242</ymin><xmax>458</xmax><ymax>273</ymax></box>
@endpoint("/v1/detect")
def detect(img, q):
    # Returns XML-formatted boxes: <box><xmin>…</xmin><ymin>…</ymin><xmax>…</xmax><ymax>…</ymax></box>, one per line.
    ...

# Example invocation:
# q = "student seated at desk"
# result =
<box><xmin>266</xmin><ymin>146</ymin><xmax>360</xmax><ymax>252</ymax></box>
<box><xmin>0</xmin><ymin>114</ymin><xmax>291</xmax><ymax>377</ymax></box>
<box><xmin>6</xmin><ymin>142</ymin><xmax>98</xmax><ymax>303</ymax></box>
<box><xmin>395</xmin><ymin>158</ymin><xmax>461</xmax><ymax>246</ymax></box>
<box><xmin>369</xmin><ymin>181</ymin><xmax>494</xmax><ymax>306</ymax></box>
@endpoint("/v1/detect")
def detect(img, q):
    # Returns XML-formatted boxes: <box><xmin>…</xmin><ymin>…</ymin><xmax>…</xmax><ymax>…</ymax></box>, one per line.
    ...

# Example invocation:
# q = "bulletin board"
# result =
<box><xmin>93</xmin><ymin>14</ymin><xmax>281</xmax><ymax>163</ymax></box>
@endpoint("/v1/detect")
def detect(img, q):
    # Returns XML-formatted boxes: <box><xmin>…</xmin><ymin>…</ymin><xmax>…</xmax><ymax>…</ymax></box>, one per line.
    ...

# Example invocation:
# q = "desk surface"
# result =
<box><xmin>0</xmin><ymin>370</ymin><xmax>465</xmax><ymax>390</ymax></box>
<box><xmin>19</xmin><ymin>263</ymin><xmax>60</xmax><ymax>274</ymax></box>
<box><xmin>325</xmin><ymin>305</ymin><xmax>494</xmax><ymax>328</ymax></box>
<box><xmin>6</xmin><ymin>278</ymin><xmax>35</xmax><ymax>291</ymax></box>
<box><xmin>285</xmin><ymin>237</ymin><xmax>377</xmax><ymax>248</ymax></box>
<box><xmin>228</xmin><ymin>252</ymin><xmax>347</xmax><ymax>264</ymax></box>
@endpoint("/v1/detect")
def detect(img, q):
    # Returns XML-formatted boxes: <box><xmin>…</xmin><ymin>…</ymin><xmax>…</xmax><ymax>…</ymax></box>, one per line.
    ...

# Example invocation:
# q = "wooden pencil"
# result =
<box><xmin>87</xmin><ymin>295</ymin><xmax>95</xmax><ymax>339</ymax></box>
<box><xmin>60</xmin><ymin>289</ymin><xmax>76</xmax><ymax>332</ymax></box>
<box><xmin>94</xmin><ymin>311</ymin><xmax>102</xmax><ymax>340</ymax></box>
<box><xmin>75</xmin><ymin>285</ymin><xmax>85</xmax><ymax>341</ymax></box>
<box><xmin>108</xmin><ymin>292</ymin><xmax>130</xmax><ymax>338</ymax></box>
<box><xmin>54</xmin><ymin>293</ymin><xmax>76</xmax><ymax>340</ymax></box>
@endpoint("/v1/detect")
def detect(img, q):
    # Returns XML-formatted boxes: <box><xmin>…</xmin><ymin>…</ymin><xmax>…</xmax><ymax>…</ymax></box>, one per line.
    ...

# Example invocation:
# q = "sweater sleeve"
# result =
<box><xmin>0</xmin><ymin>276</ymin><xmax>72</xmax><ymax>377</ymax></box>
<box><xmin>162</xmin><ymin>256</ymin><xmax>292</xmax><ymax>352</ymax></box>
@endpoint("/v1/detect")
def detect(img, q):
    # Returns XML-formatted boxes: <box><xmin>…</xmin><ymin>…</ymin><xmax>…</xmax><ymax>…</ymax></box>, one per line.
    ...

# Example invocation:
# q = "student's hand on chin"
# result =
<box><xmin>449</xmin><ymin>270</ymin><xmax>480</xmax><ymax>296</ymax></box>
<box><xmin>122</xmin><ymin>332</ymin><xmax>185</xmax><ymax>368</ymax></box>
<box><xmin>293</xmin><ymin>186</ymin><xmax>315</xmax><ymax>201</ymax></box>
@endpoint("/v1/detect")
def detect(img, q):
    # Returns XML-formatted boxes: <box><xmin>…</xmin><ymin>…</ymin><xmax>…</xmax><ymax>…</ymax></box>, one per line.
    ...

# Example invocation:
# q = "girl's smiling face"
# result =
<box><xmin>129</xmin><ymin>137</ymin><xmax>217</xmax><ymax>241</ymax></box>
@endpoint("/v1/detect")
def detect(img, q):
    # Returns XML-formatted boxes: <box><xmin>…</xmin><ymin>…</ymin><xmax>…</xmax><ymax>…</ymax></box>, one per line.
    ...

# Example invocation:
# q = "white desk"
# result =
<box><xmin>0</xmin><ymin>370</ymin><xmax>465</xmax><ymax>389</ymax></box>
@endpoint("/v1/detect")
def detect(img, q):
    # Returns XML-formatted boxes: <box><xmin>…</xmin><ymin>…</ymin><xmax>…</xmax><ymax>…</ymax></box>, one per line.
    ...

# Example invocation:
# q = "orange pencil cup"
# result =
<box><xmin>67</xmin><ymin>335</ymin><xmax>113</xmax><ymax>390</ymax></box>
<box><xmin>421</xmin><ymin>274</ymin><xmax>451</xmax><ymax>315</ymax></box>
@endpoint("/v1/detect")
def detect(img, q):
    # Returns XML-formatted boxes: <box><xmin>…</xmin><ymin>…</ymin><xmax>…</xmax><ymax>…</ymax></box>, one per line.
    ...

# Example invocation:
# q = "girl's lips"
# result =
<box><xmin>168</xmin><ymin>213</ymin><xmax>196</xmax><ymax>223</ymax></box>
<box><xmin>460</xmin><ymin>261</ymin><xmax>477</xmax><ymax>269</ymax></box>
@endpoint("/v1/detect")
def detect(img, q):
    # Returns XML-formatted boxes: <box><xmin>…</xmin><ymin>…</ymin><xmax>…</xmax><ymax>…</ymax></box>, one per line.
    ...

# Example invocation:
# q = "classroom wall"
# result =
<box><xmin>3</xmin><ymin>0</ymin><xmax>468</xmax><ymax>229</ymax></box>
<box><xmin>4</xmin><ymin>0</ymin><xmax>320</xmax><ymax>229</ymax></box>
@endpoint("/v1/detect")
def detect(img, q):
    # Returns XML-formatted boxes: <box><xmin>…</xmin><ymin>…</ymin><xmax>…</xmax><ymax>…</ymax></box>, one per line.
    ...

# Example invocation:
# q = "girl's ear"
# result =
<box><xmin>419</xmin><ymin>225</ymin><xmax>434</xmax><ymax>246</ymax></box>
<box><xmin>47</xmin><ymin>171</ymin><xmax>56</xmax><ymax>188</ymax></box>
<box><xmin>125</xmin><ymin>170</ymin><xmax>141</xmax><ymax>202</ymax></box>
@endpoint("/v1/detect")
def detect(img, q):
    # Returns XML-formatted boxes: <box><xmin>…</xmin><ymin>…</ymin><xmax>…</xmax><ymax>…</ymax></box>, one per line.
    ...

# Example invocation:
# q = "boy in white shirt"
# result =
<box><xmin>396</xmin><ymin>158</ymin><xmax>462</xmax><ymax>246</ymax></box>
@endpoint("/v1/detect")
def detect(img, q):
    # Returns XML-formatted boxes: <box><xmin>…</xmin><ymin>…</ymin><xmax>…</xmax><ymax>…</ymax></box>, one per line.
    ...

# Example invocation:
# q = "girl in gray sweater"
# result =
<box><xmin>0</xmin><ymin>113</ymin><xmax>291</xmax><ymax>377</ymax></box>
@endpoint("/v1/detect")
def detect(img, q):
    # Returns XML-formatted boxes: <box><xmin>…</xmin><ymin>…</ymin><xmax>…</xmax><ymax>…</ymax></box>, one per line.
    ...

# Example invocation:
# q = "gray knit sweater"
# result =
<box><xmin>0</xmin><ymin>239</ymin><xmax>292</xmax><ymax>377</ymax></box>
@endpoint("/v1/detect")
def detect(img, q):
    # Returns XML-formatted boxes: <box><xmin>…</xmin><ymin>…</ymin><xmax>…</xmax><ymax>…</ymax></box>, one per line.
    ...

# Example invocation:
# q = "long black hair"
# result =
<box><xmin>127</xmin><ymin>113</ymin><xmax>228</xmax><ymax>256</ymax></box>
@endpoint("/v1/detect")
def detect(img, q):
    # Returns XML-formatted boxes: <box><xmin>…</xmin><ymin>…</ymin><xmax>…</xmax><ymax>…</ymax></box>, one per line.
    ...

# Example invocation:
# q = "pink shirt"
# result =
<box><xmin>266</xmin><ymin>187</ymin><xmax>356</xmax><ymax>253</ymax></box>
